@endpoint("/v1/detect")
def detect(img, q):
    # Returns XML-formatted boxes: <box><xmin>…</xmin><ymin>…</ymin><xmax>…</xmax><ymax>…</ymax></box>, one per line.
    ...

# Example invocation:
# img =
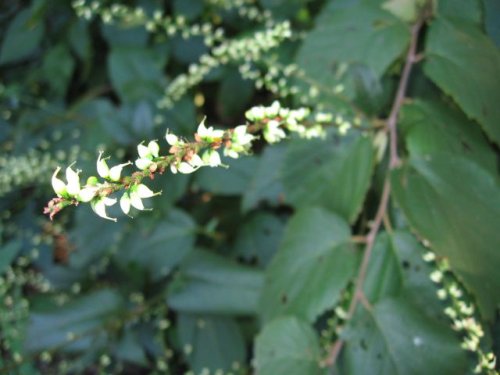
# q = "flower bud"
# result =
<box><xmin>97</xmin><ymin>152</ymin><xmax>110</xmax><ymax>179</ymax></box>
<box><xmin>51</xmin><ymin>167</ymin><xmax>67</xmax><ymax>197</ymax></box>
<box><xmin>148</xmin><ymin>140</ymin><xmax>160</xmax><ymax>158</ymax></box>
<box><xmin>87</xmin><ymin>176</ymin><xmax>99</xmax><ymax>186</ymax></box>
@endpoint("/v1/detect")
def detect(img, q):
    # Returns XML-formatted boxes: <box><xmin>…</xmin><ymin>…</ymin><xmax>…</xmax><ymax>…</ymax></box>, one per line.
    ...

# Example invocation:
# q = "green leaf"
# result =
<box><xmin>68</xmin><ymin>19</ymin><xmax>92</xmax><ymax>62</ymax></box>
<box><xmin>117</xmin><ymin>209</ymin><xmax>195</xmax><ymax>280</ymax></box>
<box><xmin>435</xmin><ymin>0</ymin><xmax>482</xmax><ymax>24</ymax></box>
<box><xmin>260</xmin><ymin>207</ymin><xmax>359</xmax><ymax>322</ymax></box>
<box><xmin>392</xmin><ymin>154</ymin><xmax>500</xmax><ymax>319</ymax></box>
<box><xmin>424</xmin><ymin>17</ymin><xmax>500</xmax><ymax>145</ymax></box>
<box><xmin>0</xmin><ymin>9</ymin><xmax>45</xmax><ymax>65</ymax></box>
<box><xmin>400</xmin><ymin>99</ymin><xmax>497</xmax><ymax>174</ymax></box>
<box><xmin>282</xmin><ymin>133</ymin><xmax>374</xmax><ymax>223</ymax></box>
<box><xmin>255</xmin><ymin>316</ymin><xmax>324</xmax><ymax>375</ymax></box>
<box><xmin>177</xmin><ymin>313</ymin><xmax>246</xmax><ymax>373</ymax></box>
<box><xmin>168</xmin><ymin>249</ymin><xmax>264</xmax><ymax>315</ymax></box>
<box><xmin>194</xmin><ymin>155</ymin><xmax>258</xmax><ymax>195</ymax></box>
<box><xmin>41</xmin><ymin>45</ymin><xmax>75</xmax><ymax>96</ymax></box>
<box><xmin>25</xmin><ymin>289</ymin><xmax>123</xmax><ymax>353</ymax></box>
<box><xmin>108</xmin><ymin>47</ymin><xmax>166</xmax><ymax>103</ymax></box>
<box><xmin>0</xmin><ymin>241</ymin><xmax>21</xmax><ymax>274</ymax></box>
<box><xmin>233</xmin><ymin>213</ymin><xmax>285</xmax><ymax>267</ymax></box>
<box><xmin>241</xmin><ymin>143</ymin><xmax>287</xmax><ymax>212</ymax></box>
<box><xmin>217</xmin><ymin>69</ymin><xmax>254</xmax><ymax>119</ymax></box>
<box><xmin>295</xmin><ymin>2</ymin><xmax>410</xmax><ymax>101</ymax></box>
<box><xmin>483</xmin><ymin>0</ymin><xmax>500</xmax><ymax>47</ymax></box>
<box><xmin>114</xmin><ymin>329</ymin><xmax>148</xmax><ymax>366</ymax></box>
<box><xmin>340</xmin><ymin>296</ymin><xmax>469</xmax><ymax>375</ymax></box>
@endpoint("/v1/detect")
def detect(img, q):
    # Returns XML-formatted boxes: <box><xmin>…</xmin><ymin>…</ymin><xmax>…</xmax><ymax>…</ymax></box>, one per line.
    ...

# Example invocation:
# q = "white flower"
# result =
<box><xmin>148</xmin><ymin>140</ymin><xmax>160</xmax><ymax>157</ymax></box>
<box><xmin>135</xmin><ymin>157</ymin><xmax>153</xmax><ymax>170</ymax></box>
<box><xmin>51</xmin><ymin>167</ymin><xmax>67</xmax><ymax>197</ymax></box>
<box><xmin>120</xmin><ymin>192</ymin><xmax>131</xmax><ymax>215</ymax></box>
<box><xmin>245</xmin><ymin>106</ymin><xmax>265</xmax><ymax>121</ymax></box>
<box><xmin>135</xmin><ymin>184</ymin><xmax>159</xmax><ymax>198</ymax></box>
<box><xmin>177</xmin><ymin>154</ymin><xmax>204</xmax><ymax>174</ymax></box>
<box><xmin>77</xmin><ymin>186</ymin><xmax>98</xmax><ymax>202</ymax></box>
<box><xmin>264</xmin><ymin>101</ymin><xmax>281</xmax><ymax>117</ymax></box>
<box><xmin>97</xmin><ymin>151</ymin><xmax>110</xmax><ymax>179</ymax></box>
<box><xmin>233</xmin><ymin>125</ymin><xmax>254</xmax><ymax>146</ymax></box>
<box><xmin>202</xmin><ymin>149</ymin><xmax>221</xmax><ymax>167</ymax></box>
<box><xmin>197</xmin><ymin>118</ymin><xmax>224</xmax><ymax>140</ymax></box>
<box><xmin>263</xmin><ymin>120</ymin><xmax>286</xmax><ymax>143</ymax></box>
<box><xmin>91</xmin><ymin>197</ymin><xmax>117</xmax><ymax>222</ymax></box>
<box><xmin>109</xmin><ymin>161</ymin><xmax>131</xmax><ymax>182</ymax></box>
<box><xmin>137</xmin><ymin>143</ymin><xmax>152</xmax><ymax>159</ymax></box>
<box><xmin>165</xmin><ymin>131</ymin><xmax>183</xmax><ymax>146</ymax></box>
<box><xmin>65</xmin><ymin>165</ymin><xmax>81</xmax><ymax>196</ymax></box>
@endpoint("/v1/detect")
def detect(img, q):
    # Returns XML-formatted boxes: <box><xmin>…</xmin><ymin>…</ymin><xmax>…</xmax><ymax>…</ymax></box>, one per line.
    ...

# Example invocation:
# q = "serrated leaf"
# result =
<box><xmin>392</xmin><ymin>154</ymin><xmax>500</xmax><ymax>319</ymax></box>
<box><xmin>168</xmin><ymin>250</ymin><xmax>263</xmax><ymax>315</ymax></box>
<box><xmin>295</xmin><ymin>2</ymin><xmax>410</xmax><ymax>102</ymax></box>
<box><xmin>177</xmin><ymin>313</ymin><xmax>245</xmax><ymax>373</ymax></box>
<box><xmin>340</xmin><ymin>296</ymin><xmax>469</xmax><ymax>375</ymax></box>
<box><xmin>424</xmin><ymin>17</ymin><xmax>500</xmax><ymax>145</ymax></box>
<box><xmin>282</xmin><ymin>133</ymin><xmax>374</xmax><ymax>223</ymax></box>
<box><xmin>400</xmin><ymin>99</ymin><xmax>497</xmax><ymax>174</ymax></box>
<box><xmin>260</xmin><ymin>207</ymin><xmax>359</xmax><ymax>322</ymax></box>
<box><xmin>255</xmin><ymin>316</ymin><xmax>324</xmax><ymax>375</ymax></box>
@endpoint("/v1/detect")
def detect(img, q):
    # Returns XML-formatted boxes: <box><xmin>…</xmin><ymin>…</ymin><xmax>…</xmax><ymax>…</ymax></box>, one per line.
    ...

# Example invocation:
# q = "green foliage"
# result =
<box><xmin>0</xmin><ymin>0</ymin><xmax>499</xmax><ymax>374</ymax></box>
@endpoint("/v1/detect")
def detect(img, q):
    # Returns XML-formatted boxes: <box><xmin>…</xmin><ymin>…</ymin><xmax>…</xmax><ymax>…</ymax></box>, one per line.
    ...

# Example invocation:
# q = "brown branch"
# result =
<box><xmin>323</xmin><ymin>17</ymin><xmax>425</xmax><ymax>368</ymax></box>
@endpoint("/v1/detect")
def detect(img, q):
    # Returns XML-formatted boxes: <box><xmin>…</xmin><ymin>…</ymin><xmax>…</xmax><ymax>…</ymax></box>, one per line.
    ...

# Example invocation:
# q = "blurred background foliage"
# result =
<box><xmin>0</xmin><ymin>0</ymin><xmax>499</xmax><ymax>374</ymax></box>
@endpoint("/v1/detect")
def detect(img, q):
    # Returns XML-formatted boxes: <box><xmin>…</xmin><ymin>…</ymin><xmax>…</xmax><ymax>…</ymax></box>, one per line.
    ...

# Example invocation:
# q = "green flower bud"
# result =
<box><xmin>87</xmin><ymin>176</ymin><xmax>99</xmax><ymax>186</ymax></box>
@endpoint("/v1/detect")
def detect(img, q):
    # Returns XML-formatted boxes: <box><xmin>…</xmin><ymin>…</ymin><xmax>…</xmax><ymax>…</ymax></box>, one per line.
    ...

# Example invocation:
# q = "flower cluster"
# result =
<box><xmin>424</xmin><ymin>252</ymin><xmax>497</xmax><ymax>374</ymax></box>
<box><xmin>44</xmin><ymin>102</ymin><xmax>337</xmax><ymax>221</ymax></box>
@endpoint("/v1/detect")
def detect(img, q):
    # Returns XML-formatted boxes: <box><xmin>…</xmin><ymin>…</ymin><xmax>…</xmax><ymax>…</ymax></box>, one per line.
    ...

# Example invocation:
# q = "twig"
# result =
<box><xmin>323</xmin><ymin>17</ymin><xmax>425</xmax><ymax>368</ymax></box>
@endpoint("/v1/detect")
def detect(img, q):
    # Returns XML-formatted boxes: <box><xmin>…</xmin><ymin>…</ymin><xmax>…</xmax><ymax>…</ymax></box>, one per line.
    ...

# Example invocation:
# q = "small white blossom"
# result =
<box><xmin>97</xmin><ymin>151</ymin><xmax>110</xmax><ymax>179</ymax></box>
<box><xmin>109</xmin><ymin>161</ymin><xmax>131</xmax><ymax>182</ymax></box>
<box><xmin>202</xmin><ymin>149</ymin><xmax>221</xmax><ymax>167</ymax></box>
<box><xmin>77</xmin><ymin>186</ymin><xmax>98</xmax><ymax>202</ymax></box>
<box><xmin>197</xmin><ymin>118</ymin><xmax>224</xmax><ymax>140</ymax></box>
<box><xmin>51</xmin><ymin>167</ymin><xmax>67</xmax><ymax>197</ymax></box>
<box><xmin>120</xmin><ymin>192</ymin><xmax>131</xmax><ymax>215</ymax></box>
<box><xmin>148</xmin><ymin>140</ymin><xmax>160</xmax><ymax>157</ymax></box>
<box><xmin>65</xmin><ymin>165</ymin><xmax>81</xmax><ymax>196</ymax></box>
<box><xmin>137</xmin><ymin>143</ymin><xmax>152</xmax><ymax>159</ymax></box>
<box><xmin>91</xmin><ymin>197</ymin><xmax>117</xmax><ymax>222</ymax></box>
<box><xmin>135</xmin><ymin>158</ymin><xmax>153</xmax><ymax>170</ymax></box>
<box><xmin>263</xmin><ymin>120</ymin><xmax>286</xmax><ymax>143</ymax></box>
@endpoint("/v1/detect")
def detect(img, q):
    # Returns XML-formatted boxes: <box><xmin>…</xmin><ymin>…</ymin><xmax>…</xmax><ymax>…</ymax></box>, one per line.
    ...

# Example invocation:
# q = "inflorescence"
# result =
<box><xmin>44</xmin><ymin>102</ymin><xmax>339</xmax><ymax>222</ymax></box>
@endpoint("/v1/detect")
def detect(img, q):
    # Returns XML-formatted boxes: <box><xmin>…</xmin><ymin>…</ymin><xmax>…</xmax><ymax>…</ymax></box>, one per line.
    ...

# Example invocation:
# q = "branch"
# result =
<box><xmin>323</xmin><ymin>17</ymin><xmax>425</xmax><ymax>368</ymax></box>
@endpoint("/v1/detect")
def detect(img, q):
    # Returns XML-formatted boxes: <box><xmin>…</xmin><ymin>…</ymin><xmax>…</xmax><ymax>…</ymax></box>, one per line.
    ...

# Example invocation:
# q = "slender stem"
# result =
<box><xmin>324</xmin><ymin>17</ymin><xmax>425</xmax><ymax>368</ymax></box>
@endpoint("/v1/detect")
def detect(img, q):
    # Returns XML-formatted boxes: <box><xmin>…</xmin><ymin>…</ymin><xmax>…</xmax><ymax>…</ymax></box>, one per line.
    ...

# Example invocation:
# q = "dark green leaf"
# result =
<box><xmin>25</xmin><ymin>289</ymin><xmax>123</xmax><ymax>353</ymax></box>
<box><xmin>0</xmin><ymin>241</ymin><xmax>21</xmax><ymax>274</ymax></box>
<box><xmin>168</xmin><ymin>249</ymin><xmax>263</xmax><ymax>315</ymax></box>
<box><xmin>483</xmin><ymin>0</ymin><xmax>500</xmax><ymax>47</ymax></box>
<box><xmin>424</xmin><ymin>17</ymin><xmax>500</xmax><ymax>145</ymax></box>
<box><xmin>392</xmin><ymin>154</ymin><xmax>500</xmax><ymax>319</ymax></box>
<box><xmin>260</xmin><ymin>207</ymin><xmax>359</xmax><ymax>322</ymax></box>
<box><xmin>177</xmin><ymin>313</ymin><xmax>246</xmax><ymax>373</ymax></box>
<box><xmin>341</xmin><ymin>296</ymin><xmax>469</xmax><ymax>375</ymax></box>
<box><xmin>282</xmin><ymin>133</ymin><xmax>374</xmax><ymax>223</ymax></box>
<box><xmin>0</xmin><ymin>9</ymin><xmax>45</xmax><ymax>65</ymax></box>
<box><xmin>255</xmin><ymin>316</ymin><xmax>324</xmax><ymax>375</ymax></box>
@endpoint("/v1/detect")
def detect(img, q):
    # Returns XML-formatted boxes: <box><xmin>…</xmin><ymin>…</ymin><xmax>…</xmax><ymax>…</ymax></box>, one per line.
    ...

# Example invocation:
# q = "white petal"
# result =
<box><xmin>135</xmin><ymin>158</ymin><xmax>153</xmax><ymax>170</ymax></box>
<box><xmin>190</xmin><ymin>154</ymin><xmax>203</xmax><ymax>167</ymax></box>
<box><xmin>78</xmin><ymin>187</ymin><xmax>97</xmax><ymax>202</ymax></box>
<box><xmin>165</xmin><ymin>132</ymin><xmax>178</xmax><ymax>146</ymax></box>
<box><xmin>91</xmin><ymin>199</ymin><xmax>117</xmax><ymax>222</ymax></box>
<box><xmin>148</xmin><ymin>141</ymin><xmax>160</xmax><ymax>157</ymax></box>
<box><xmin>65</xmin><ymin>165</ymin><xmax>81</xmax><ymax>196</ymax></box>
<box><xmin>136</xmin><ymin>184</ymin><xmax>155</xmax><ymax>198</ymax></box>
<box><xmin>178</xmin><ymin>162</ymin><xmax>196</xmax><ymax>174</ymax></box>
<box><xmin>197</xmin><ymin>118</ymin><xmax>209</xmax><ymax>137</ymax></box>
<box><xmin>109</xmin><ymin>162</ymin><xmax>130</xmax><ymax>182</ymax></box>
<box><xmin>97</xmin><ymin>152</ymin><xmax>110</xmax><ymax>178</ymax></box>
<box><xmin>51</xmin><ymin>167</ymin><xmax>67</xmax><ymax>197</ymax></box>
<box><xmin>137</xmin><ymin>143</ymin><xmax>151</xmax><ymax>159</ymax></box>
<box><xmin>120</xmin><ymin>193</ymin><xmax>131</xmax><ymax>215</ymax></box>
<box><xmin>130</xmin><ymin>192</ymin><xmax>144</xmax><ymax>210</ymax></box>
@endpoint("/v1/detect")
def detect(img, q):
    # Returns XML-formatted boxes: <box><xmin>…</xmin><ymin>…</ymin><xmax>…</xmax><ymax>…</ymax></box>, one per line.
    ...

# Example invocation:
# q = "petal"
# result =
<box><xmin>51</xmin><ymin>167</ymin><xmax>67</xmax><ymax>197</ymax></box>
<box><xmin>120</xmin><ymin>193</ymin><xmax>131</xmax><ymax>215</ymax></box>
<box><xmin>97</xmin><ymin>152</ymin><xmax>110</xmax><ymax>178</ymax></box>
<box><xmin>135</xmin><ymin>158</ymin><xmax>153</xmax><ymax>170</ymax></box>
<box><xmin>130</xmin><ymin>191</ymin><xmax>145</xmax><ymax>210</ymax></box>
<box><xmin>91</xmin><ymin>198</ymin><xmax>117</xmax><ymax>222</ymax></box>
<box><xmin>148</xmin><ymin>141</ymin><xmax>160</xmax><ymax>158</ymax></box>
<box><xmin>78</xmin><ymin>187</ymin><xmax>97</xmax><ymax>202</ymax></box>
<box><xmin>137</xmin><ymin>143</ymin><xmax>151</xmax><ymax>159</ymax></box>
